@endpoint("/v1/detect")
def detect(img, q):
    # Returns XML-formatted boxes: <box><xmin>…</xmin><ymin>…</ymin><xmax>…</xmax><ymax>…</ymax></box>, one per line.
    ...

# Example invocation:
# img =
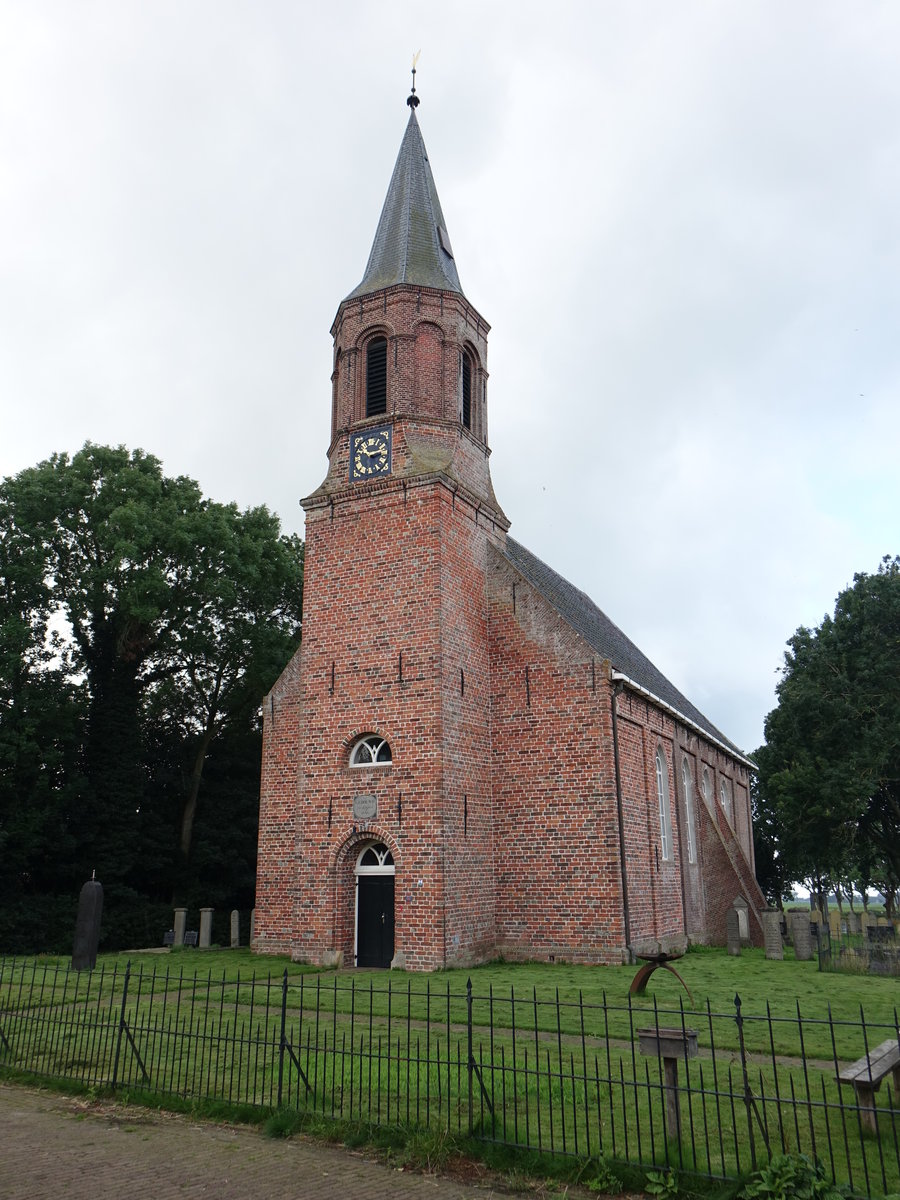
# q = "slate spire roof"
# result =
<box><xmin>345</xmin><ymin>105</ymin><xmax>464</xmax><ymax>301</ymax></box>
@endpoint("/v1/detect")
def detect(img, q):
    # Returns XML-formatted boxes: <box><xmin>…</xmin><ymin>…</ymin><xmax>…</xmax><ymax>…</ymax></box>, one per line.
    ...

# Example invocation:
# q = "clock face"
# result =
<box><xmin>350</xmin><ymin>426</ymin><xmax>392</xmax><ymax>480</ymax></box>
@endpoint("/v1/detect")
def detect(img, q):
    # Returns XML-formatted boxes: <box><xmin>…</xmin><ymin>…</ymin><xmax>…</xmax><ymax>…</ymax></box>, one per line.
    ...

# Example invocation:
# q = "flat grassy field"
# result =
<box><xmin>65</xmin><ymin>942</ymin><xmax>897</xmax><ymax>1025</ymax></box>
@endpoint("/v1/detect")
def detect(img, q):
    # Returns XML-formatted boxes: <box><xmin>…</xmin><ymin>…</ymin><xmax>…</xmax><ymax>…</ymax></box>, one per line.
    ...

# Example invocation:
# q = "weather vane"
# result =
<box><xmin>408</xmin><ymin>50</ymin><xmax>421</xmax><ymax>108</ymax></box>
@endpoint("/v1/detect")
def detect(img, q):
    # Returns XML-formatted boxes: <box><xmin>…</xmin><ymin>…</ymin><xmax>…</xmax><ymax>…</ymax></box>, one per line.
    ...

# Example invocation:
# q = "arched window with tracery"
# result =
<box><xmin>681</xmin><ymin>757</ymin><xmax>696</xmax><ymax>864</ymax></box>
<box><xmin>356</xmin><ymin>842</ymin><xmax>394</xmax><ymax>871</ymax></box>
<box><xmin>656</xmin><ymin>747</ymin><xmax>673</xmax><ymax>862</ymax></box>
<box><xmin>349</xmin><ymin>735</ymin><xmax>392</xmax><ymax>767</ymax></box>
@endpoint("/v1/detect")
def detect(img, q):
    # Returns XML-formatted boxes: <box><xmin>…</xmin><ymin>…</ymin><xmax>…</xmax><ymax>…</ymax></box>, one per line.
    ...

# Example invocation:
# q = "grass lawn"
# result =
<box><xmin>59</xmin><ymin>942</ymin><xmax>898</xmax><ymax>1036</ymax></box>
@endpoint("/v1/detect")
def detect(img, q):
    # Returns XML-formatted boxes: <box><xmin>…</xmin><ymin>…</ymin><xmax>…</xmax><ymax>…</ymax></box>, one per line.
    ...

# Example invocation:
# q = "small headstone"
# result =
<box><xmin>792</xmin><ymin>911</ymin><xmax>812</xmax><ymax>960</ymax></box>
<box><xmin>72</xmin><ymin>878</ymin><xmax>103</xmax><ymax>971</ymax></box>
<box><xmin>733</xmin><ymin>895</ymin><xmax>750</xmax><ymax>941</ymax></box>
<box><xmin>250</xmin><ymin>907</ymin><xmax>256</xmax><ymax>945</ymax></box>
<box><xmin>828</xmin><ymin>909</ymin><xmax>842</xmax><ymax>936</ymax></box>
<box><xmin>726</xmin><ymin>908</ymin><xmax>741</xmax><ymax>956</ymax></box>
<box><xmin>199</xmin><ymin>907</ymin><xmax>214</xmax><ymax>948</ymax></box>
<box><xmin>230</xmin><ymin>909</ymin><xmax>240</xmax><ymax>948</ymax></box>
<box><xmin>846</xmin><ymin>911</ymin><xmax>861</xmax><ymax>935</ymax></box>
<box><xmin>762</xmin><ymin>908</ymin><xmax>783</xmax><ymax>960</ymax></box>
<box><xmin>173</xmin><ymin>906</ymin><xmax>187</xmax><ymax>946</ymax></box>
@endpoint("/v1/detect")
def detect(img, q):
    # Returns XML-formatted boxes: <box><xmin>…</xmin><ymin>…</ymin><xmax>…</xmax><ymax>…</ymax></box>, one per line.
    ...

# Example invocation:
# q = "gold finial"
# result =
<box><xmin>408</xmin><ymin>50</ymin><xmax>421</xmax><ymax>108</ymax></box>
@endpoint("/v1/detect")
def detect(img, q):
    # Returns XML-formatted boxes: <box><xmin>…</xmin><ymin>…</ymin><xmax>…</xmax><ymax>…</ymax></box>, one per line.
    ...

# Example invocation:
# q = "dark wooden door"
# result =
<box><xmin>356</xmin><ymin>876</ymin><xmax>395</xmax><ymax>967</ymax></box>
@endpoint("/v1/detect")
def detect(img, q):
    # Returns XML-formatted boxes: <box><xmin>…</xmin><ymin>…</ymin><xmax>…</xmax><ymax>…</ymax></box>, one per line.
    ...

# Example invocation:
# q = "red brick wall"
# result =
<box><xmin>486</xmin><ymin>550</ymin><xmax>627</xmax><ymax>964</ymax></box>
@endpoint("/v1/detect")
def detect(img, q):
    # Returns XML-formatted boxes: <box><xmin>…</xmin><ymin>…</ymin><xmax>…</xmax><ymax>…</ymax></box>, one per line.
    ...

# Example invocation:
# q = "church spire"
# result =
<box><xmin>345</xmin><ymin>85</ymin><xmax>464</xmax><ymax>301</ymax></box>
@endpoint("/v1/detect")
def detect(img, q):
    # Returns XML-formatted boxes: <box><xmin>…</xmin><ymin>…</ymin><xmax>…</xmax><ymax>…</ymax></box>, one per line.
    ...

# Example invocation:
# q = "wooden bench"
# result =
<box><xmin>838</xmin><ymin>1037</ymin><xmax>900</xmax><ymax>1132</ymax></box>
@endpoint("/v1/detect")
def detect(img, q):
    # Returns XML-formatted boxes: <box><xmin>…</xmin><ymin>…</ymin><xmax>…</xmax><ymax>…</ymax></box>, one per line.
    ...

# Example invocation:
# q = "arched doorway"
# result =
<box><xmin>355</xmin><ymin>842</ymin><xmax>395</xmax><ymax>968</ymax></box>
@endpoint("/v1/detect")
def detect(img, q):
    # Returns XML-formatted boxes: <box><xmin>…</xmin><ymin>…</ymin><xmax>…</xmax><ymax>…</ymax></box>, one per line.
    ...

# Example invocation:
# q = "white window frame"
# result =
<box><xmin>720</xmin><ymin>778</ymin><xmax>733</xmax><ymax>824</ymax></box>
<box><xmin>656</xmin><ymin>747</ymin><xmax>673</xmax><ymax>862</ymax></box>
<box><xmin>681</xmin><ymin>757</ymin><xmax>696</xmax><ymax>864</ymax></box>
<box><xmin>349</xmin><ymin>735</ymin><xmax>392</xmax><ymax>767</ymax></box>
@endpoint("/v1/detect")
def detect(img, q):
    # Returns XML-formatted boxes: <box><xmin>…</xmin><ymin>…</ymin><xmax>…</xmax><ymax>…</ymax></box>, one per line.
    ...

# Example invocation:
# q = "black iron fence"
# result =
<box><xmin>1</xmin><ymin>958</ymin><xmax>898</xmax><ymax>1197</ymax></box>
<box><xmin>817</xmin><ymin>923</ymin><xmax>900</xmax><ymax>978</ymax></box>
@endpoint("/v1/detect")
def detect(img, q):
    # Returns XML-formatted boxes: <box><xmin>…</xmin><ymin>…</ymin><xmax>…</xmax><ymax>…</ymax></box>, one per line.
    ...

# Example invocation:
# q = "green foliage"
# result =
<box><xmin>756</xmin><ymin>557</ymin><xmax>900</xmax><ymax>912</ymax></box>
<box><xmin>738</xmin><ymin>1155</ymin><xmax>849</xmax><ymax>1200</ymax></box>
<box><xmin>0</xmin><ymin>443</ymin><xmax>303</xmax><ymax>951</ymax></box>
<box><xmin>583</xmin><ymin>1156</ymin><xmax>624</xmax><ymax>1194</ymax></box>
<box><xmin>646</xmin><ymin>1167</ymin><xmax>681</xmax><ymax>1198</ymax></box>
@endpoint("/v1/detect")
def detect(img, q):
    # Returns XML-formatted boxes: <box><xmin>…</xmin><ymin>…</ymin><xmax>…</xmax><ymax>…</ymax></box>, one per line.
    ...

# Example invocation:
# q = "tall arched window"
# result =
<box><xmin>720</xmin><ymin>778</ymin><xmax>733</xmax><ymax>825</ymax></box>
<box><xmin>656</xmin><ymin>748</ymin><xmax>672</xmax><ymax>862</ymax></box>
<box><xmin>701</xmin><ymin>767</ymin><xmax>713</xmax><ymax>810</ymax></box>
<box><xmin>366</xmin><ymin>336</ymin><xmax>387</xmax><ymax>417</ymax></box>
<box><xmin>681</xmin><ymin>757</ymin><xmax>696</xmax><ymax>864</ymax></box>
<box><xmin>461</xmin><ymin>350</ymin><xmax>473</xmax><ymax>430</ymax></box>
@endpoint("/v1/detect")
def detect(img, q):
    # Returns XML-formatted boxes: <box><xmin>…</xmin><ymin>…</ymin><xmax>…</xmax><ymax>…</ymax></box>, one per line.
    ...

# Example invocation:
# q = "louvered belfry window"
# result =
<box><xmin>366</xmin><ymin>337</ymin><xmax>388</xmax><ymax>416</ymax></box>
<box><xmin>461</xmin><ymin>352</ymin><xmax>472</xmax><ymax>430</ymax></box>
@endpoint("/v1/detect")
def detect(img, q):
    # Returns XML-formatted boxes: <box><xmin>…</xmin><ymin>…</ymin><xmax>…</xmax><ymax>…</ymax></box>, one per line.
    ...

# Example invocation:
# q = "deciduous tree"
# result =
<box><xmin>755</xmin><ymin>557</ymin><xmax>900</xmax><ymax>915</ymax></box>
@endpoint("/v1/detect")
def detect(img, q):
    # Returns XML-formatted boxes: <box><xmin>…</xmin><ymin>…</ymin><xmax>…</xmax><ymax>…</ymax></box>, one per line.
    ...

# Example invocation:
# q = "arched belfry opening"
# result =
<box><xmin>355</xmin><ymin>842</ymin><xmax>395</xmax><ymax>968</ymax></box>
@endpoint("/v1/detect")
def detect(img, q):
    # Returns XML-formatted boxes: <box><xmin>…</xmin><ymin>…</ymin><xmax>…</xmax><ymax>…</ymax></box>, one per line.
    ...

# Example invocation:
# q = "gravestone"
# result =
<box><xmin>726</xmin><ymin>907</ymin><xmax>742</xmax><ymax>956</ymax></box>
<box><xmin>846</xmin><ymin>911</ymin><xmax>861</xmax><ymax>935</ymax></box>
<box><xmin>733</xmin><ymin>895</ymin><xmax>750</xmax><ymax>941</ymax></box>
<box><xmin>828</xmin><ymin>909</ymin><xmax>842</xmax><ymax>938</ymax></box>
<box><xmin>792</xmin><ymin>911</ymin><xmax>812</xmax><ymax>961</ymax></box>
<box><xmin>860</xmin><ymin>911</ymin><xmax>872</xmax><ymax>937</ymax></box>
<box><xmin>173</xmin><ymin>906</ymin><xmax>187</xmax><ymax>946</ymax></box>
<box><xmin>230</xmin><ymin>909</ymin><xmax>240</xmax><ymax>948</ymax></box>
<box><xmin>199</xmin><ymin>907</ymin><xmax>214</xmax><ymax>948</ymax></box>
<box><xmin>72</xmin><ymin>878</ymin><xmax>103</xmax><ymax>971</ymax></box>
<box><xmin>250</xmin><ymin>907</ymin><xmax>256</xmax><ymax>945</ymax></box>
<box><xmin>762</xmin><ymin>908</ymin><xmax>783</xmax><ymax>960</ymax></box>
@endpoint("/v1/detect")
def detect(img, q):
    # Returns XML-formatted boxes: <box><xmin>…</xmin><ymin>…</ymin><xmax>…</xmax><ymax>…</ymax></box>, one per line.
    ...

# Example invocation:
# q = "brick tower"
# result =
<box><xmin>254</xmin><ymin>86</ymin><xmax>509</xmax><ymax>969</ymax></box>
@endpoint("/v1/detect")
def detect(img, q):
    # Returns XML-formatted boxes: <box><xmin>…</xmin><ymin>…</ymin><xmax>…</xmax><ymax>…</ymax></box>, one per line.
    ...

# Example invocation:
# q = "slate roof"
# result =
<box><xmin>345</xmin><ymin>108</ymin><xmax>464</xmax><ymax>301</ymax></box>
<box><xmin>502</xmin><ymin>537</ymin><xmax>744</xmax><ymax>756</ymax></box>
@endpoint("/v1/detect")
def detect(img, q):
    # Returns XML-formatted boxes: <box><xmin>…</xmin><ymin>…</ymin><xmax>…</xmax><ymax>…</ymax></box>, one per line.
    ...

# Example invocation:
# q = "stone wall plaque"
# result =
<box><xmin>353</xmin><ymin>794</ymin><xmax>377</xmax><ymax>821</ymax></box>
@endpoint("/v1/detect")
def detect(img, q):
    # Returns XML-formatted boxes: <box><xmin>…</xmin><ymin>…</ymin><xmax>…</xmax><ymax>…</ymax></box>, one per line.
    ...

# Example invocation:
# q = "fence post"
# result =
<box><xmin>466</xmin><ymin>977</ymin><xmax>474</xmax><ymax>1133</ymax></box>
<box><xmin>277</xmin><ymin>967</ymin><xmax>288</xmax><ymax>1107</ymax></box>
<box><xmin>110</xmin><ymin>962</ymin><xmax>131</xmax><ymax>1091</ymax></box>
<box><xmin>734</xmin><ymin>992</ymin><xmax>757</xmax><ymax>1171</ymax></box>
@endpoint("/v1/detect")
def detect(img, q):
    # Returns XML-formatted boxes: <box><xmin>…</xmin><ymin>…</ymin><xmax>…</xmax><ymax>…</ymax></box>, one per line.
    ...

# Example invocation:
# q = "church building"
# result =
<box><xmin>254</xmin><ymin>87</ymin><xmax>765</xmax><ymax>970</ymax></box>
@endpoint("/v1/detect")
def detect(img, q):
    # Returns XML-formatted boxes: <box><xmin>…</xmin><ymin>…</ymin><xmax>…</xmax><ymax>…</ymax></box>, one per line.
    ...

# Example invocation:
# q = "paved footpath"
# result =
<box><xmin>0</xmin><ymin>1083</ymin><xmax>501</xmax><ymax>1200</ymax></box>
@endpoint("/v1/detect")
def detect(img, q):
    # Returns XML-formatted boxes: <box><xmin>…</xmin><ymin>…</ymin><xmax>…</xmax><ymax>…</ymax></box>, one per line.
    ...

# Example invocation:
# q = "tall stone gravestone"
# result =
<box><xmin>726</xmin><ymin>907</ymin><xmax>742</xmax><ymax>956</ymax></box>
<box><xmin>72</xmin><ymin>877</ymin><xmax>103</xmax><ymax>971</ymax></box>
<box><xmin>199</xmin><ymin>907</ymin><xmax>214</xmax><ymax>948</ymax></box>
<box><xmin>230</xmin><ymin>909</ymin><xmax>240</xmax><ymax>949</ymax></box>
<box><xmin>792</xmin><ymin>911</ymin><xmax>812</xmax><ymax>961</ymax></box>
<box><xmin>762</xmin><ymin>908</ymin><xmax>783</xmax><ymax>960</ymax></box>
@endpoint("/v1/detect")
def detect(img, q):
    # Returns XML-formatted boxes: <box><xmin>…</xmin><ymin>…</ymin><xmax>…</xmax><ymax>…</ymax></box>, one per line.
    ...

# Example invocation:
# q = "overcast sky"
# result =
<box><xmin>2</xmin><ymin>1</ymin><xmax>898</xmax><ymax>754</ymax></box>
